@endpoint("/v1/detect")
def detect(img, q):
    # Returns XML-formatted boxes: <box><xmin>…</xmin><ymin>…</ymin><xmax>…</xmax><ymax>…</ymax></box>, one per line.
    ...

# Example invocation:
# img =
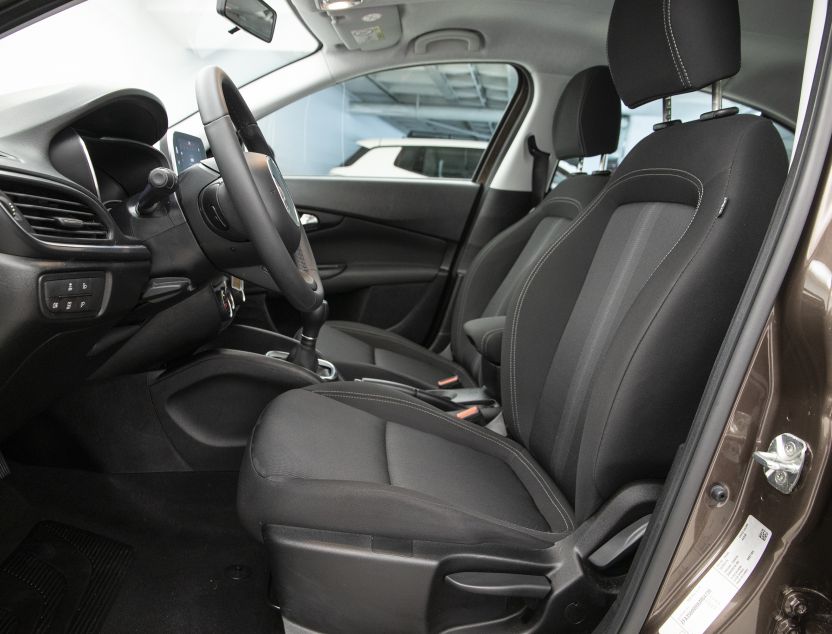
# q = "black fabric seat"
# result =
<box><xmin>240</xmin><ymin>381</ymin><xmax>573</xmax><ymax>548</ymax></box>
<box><xmin>240</xmin><ymin>1</ymin><xmax>788</xmax><ymax>630</ymax></box>
<box><xmin>316</xmin><ymin>66</ymin><xmax>621</xmax><ymax>388</ymax></box>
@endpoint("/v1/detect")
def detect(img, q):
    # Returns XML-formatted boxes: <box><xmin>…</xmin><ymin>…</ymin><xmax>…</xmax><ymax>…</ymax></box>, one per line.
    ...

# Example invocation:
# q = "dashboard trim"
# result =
<box><xmin>0</xmin><ymin>167</ymin><xmax>150</xmax><ymax>261</ymax></box>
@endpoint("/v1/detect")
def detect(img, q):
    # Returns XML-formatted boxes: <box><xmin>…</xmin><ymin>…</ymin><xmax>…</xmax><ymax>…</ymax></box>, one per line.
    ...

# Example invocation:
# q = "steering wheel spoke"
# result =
<box><xmin>195</xmin><ymin>66</ymin><xmax>324</xmax><ymax>313</ymax></box>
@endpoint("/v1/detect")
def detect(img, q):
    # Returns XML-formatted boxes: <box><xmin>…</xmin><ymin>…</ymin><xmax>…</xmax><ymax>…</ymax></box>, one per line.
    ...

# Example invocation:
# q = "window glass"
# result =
<box><xmin>259</xmin><ymin>63</ymin><xmax>519</xmax><ymax>179</ymax></box>
<box><xmin>554</xmin><ymin>92</ymin><xmax>795</xmax><ymax>185</ymax></box>
<box><xmin>0</xmin><ymin>0</ymin><xmax>318</xmax><ymax>124</ymax></box>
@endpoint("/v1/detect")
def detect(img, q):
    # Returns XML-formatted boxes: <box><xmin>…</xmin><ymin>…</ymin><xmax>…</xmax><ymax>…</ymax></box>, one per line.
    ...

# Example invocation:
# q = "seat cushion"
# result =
<box><xmin>316</xmin><ymin>321</ymin><xmax>476</xmax><ymax>389</ymax></box>
<box><xmin>238</xmin><ymin>381</ymin><xmax>574</xmax><ymax>548</ymax></box>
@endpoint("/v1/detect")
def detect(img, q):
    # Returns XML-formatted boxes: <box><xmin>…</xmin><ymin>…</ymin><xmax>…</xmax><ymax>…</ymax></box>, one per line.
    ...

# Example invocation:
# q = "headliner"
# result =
<box><xmin>290</xmin><ymin>0</ymin><xmax>812</xmax><ymax>126</ymax></box>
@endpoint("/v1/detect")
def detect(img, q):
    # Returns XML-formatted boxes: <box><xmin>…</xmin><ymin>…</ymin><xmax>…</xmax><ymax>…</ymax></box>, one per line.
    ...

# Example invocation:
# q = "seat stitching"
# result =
<box><xmin>575</xmin><ymin>73</ymin><xmax>589</xmax><ymax>156</ymax></box>
<box><xmin>589</xmin><ymin>125</ymin><xmax>755</xmax><ymax>486</ymax></box>
<box><xmin>317</xmin><ymin>390</ymin><xmax>574</xmax><ymax>531</ymax></box>
<box><xmin>383</xmin><ymin>421</ymin><xmax>392</xmax><ymax>485</ymax></box>
<box><xmin>249</xmin><ymin>401</ymin><xmax>560</xmax><ymax>536</ymax></box>
<box><xmin>507</xmin><ymin>170</ymin><xmax>703</xmax><ymax>434</ymax></box>
<box><xmin>666</xmin><ymin>0</ymin><xmax>691</xmax><ymax>87</ymax></box>
<box><xmin>662</xmin><ymin>0</ymin><xmax>685</xmax><ymax>87</ymax></box>
<box><xmin>453</xmin><ymin>197</ymin><xmax>584</xmax><ymax>361</ymax></box>
<box><xmin>479</xmin><ymin>327</ymin><xmax>504</xmax><ymax>352</ymax></box>
<box><xmin>261</xmin><ymin>473</ymin><xmax>570</xmax><ymax>539</ymax></box>
<box><xmin>313</xmin><ymin>389</ymin><xmax>574</xmax><ymax>531</ymax></box>
<box><xmin>507</xmin><ymin>169</ymin><xmax>703</xmax><ymax>438</ymax></box>
<box><xmin>542</xmin><ymin>197</ymin><xmax>584</xmax><ymax>210</ymax></box>
<box><xmin>592</xmin><ymin>209</ymin><xmax>721</xmax><ymax>489</ymax></box>
<box><xmin>640</xmin><ymin>179</ymin><xmax>703</xmax><ymax>289</ymax></box>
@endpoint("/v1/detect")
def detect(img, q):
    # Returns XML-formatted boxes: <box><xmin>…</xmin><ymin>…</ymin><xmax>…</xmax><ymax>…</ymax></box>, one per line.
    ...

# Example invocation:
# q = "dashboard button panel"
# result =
<box><xmin>40</xmin><ymin>272</ymin><xmax>105</xmax><ymax>318</ymax></box>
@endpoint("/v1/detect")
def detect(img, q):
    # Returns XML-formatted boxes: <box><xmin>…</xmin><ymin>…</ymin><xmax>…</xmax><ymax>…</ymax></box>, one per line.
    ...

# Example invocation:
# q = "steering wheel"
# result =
<box><xmin>195</xmin><ymin>66</ymin><xmax>324</xmax><ymax>314</ymax></box>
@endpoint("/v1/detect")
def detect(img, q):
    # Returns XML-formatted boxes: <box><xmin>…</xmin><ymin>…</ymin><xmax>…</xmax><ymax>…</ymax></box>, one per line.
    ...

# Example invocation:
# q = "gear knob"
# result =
<box><xmin>288</xmin><ymin>301</ymin><xmax>328</xmax><ymax>371</ymax></box>
<box><xmin>300</xmin><ymin>301</ymin><xmax>328</xmax><ymax>342</ymax></box>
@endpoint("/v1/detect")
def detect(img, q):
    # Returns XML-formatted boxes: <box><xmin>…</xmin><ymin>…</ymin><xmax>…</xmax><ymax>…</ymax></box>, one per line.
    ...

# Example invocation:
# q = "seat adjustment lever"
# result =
<box><xmin>588</xmin><ymin>514</ymin><xmax>651</xmax><ymax>570</ymax></box>
<box><xmin>444</xmin><ymin>572</ymin><xmax>551</xmax><ymax>599</ymax></box>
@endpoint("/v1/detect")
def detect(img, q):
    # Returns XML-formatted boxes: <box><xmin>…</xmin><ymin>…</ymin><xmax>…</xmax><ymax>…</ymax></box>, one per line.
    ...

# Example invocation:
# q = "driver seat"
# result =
<box><xmin>315</xmin><ymin>65</ymin><xmax>622</xmax><ymax>389</ymax></box>
<box><xmin>239</xmin><ymin>1</ymin><xmax>788</xmax><ymax>631</ymax></box>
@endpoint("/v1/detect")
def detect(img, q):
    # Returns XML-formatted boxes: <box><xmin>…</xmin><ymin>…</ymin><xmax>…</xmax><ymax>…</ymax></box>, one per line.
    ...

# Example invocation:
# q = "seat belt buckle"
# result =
<box><xmin>437</xmin><ymin>375</ymin><xmax>461</xmax><ymax>388</ymax></box>
<box><xmin>455</xmin><ymin>406</ymin><xmax>482</xmax><ymax>422</ymax></box>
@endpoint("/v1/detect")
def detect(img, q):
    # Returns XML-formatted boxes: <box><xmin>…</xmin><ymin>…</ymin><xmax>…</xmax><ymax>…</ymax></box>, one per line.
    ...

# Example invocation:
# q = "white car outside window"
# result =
<box><xmin>329</xmin><ymin>138</ymin><xmax>488</xmax><ymax>179</ymax></box>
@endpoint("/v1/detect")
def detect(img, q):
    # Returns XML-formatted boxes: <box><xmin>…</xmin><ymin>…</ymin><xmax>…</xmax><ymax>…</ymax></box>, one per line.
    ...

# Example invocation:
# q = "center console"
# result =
<box><xmin>147</xmin><ymin>323</ymin><xmax>340</xmax><ymax>470</ymax></box>
<box><xmin>147</xmin><ymin>312</ymin><xmax>502</xmax><ymax>471</ymax></box>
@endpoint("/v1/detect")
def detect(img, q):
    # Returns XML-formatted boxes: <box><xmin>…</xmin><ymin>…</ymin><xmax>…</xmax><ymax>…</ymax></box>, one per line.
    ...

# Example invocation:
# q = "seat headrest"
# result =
<box><xmin>553</xmin><ymin>66</ymin><xmax>621</xmax><ymax>161</ymax></box>
<box><xmin>607</xmin><ymin>0</ymin><xmax>741</xmax><ymax>108</ymax></box>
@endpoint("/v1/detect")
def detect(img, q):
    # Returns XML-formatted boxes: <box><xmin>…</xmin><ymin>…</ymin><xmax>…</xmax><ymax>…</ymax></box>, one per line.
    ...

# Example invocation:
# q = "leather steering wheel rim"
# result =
<box><xmin>195</xmin><ymin>65</ymin><xmax>323</xmax><ymax>313</ymax></box>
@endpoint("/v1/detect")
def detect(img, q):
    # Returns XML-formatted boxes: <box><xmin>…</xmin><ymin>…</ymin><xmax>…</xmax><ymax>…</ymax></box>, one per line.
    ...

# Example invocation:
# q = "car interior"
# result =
<box><xmin>0</xmin><ymin>0</ymin><xmax>819</xmax><ymax>632</ymax></box>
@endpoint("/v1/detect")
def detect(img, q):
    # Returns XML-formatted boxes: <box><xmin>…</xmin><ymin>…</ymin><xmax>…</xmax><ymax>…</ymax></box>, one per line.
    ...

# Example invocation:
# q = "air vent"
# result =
<box><xmin>0</xmin><ymin>178</ymin><xmax>110</xmax><ymax>243</ymax></box>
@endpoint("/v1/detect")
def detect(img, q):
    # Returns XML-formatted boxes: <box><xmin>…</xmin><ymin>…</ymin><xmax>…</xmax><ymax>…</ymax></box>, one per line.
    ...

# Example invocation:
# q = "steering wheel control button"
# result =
<box><xmin>198</xmin><ymin>182</ymin><xmax>248</xmax><ymax>241</ymax></box>
<box><xmin>40</xmin><ymin>273</ymin><xmax>105</xmax><ymax>319</ymax></box>
<box><xmin>206</xmin><ymin>204</ymin><xmax>229</xmax><ymax>231</ymax></box>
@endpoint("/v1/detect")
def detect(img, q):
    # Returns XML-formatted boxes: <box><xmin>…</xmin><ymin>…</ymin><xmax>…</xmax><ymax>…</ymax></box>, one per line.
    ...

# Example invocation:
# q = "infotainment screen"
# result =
<box><xmin>172</xmin><ymin>132</ymin><xmax>207</xmax><ymax>173</ymax></box>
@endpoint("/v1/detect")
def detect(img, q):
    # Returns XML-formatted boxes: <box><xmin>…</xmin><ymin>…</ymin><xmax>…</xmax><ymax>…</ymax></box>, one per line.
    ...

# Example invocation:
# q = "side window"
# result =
<box><xmin>259</xmin><ymin>63</ymin><xmax>519</xmax><ymax>179</ymax></box>
<box><xmin>553</xmin><ymin>92</ymin><xmax>795</xmax><ymax>185</ymax></box>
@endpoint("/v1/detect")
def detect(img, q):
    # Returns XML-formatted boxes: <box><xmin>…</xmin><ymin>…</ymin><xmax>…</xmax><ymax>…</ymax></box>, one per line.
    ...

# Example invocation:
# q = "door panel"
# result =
<box><xmin>287</xmin><ymin>177</ymin><xmax>480</xmax><ymax>242</ymax></box>
<box><xmin>285</xmin><ymin>177</ymin><xmax>480</xmax><ymax>344</ymax></box>
<box><xmin>254</xmin><ymin>63</ymin><xmax>523</xmax><ymax>344</ymax></box>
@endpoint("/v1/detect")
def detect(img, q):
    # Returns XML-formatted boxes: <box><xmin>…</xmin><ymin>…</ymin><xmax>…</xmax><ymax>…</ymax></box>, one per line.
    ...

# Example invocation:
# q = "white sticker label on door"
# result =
<box><xmin>659</xmin><ymin>515</ymin><xmax>771</xmax><ymax>634</ymax></box>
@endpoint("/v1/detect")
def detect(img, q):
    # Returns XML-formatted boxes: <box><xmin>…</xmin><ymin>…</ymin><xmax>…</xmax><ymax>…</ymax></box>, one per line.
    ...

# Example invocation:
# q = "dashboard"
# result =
<box><xmin>0</xmin><ymin>86</ymin><xmax>235</xmax><ymax>434</ymax></box>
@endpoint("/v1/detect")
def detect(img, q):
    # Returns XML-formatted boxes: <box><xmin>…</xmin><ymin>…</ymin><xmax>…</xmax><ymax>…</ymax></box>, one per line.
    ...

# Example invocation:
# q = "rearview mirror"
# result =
<box><xmin>217</xmin><ymin>0</ymin><xmax>277</xmax><ymax>43</ymax></box>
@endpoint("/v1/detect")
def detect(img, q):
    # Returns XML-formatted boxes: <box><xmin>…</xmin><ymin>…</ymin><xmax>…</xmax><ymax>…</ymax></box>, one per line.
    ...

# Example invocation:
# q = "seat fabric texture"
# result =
<box><xmin>240</xmin><ymin>0</ymin><xmax>787</xmax><ymax>609</ymax></box>
<box><xmin>316</xmin><ymin>66</ymin><xmax>621</xmax><ymax>388</ymax></box>
<box><xmin>238</xmin><ymin>380</ymin><xmax>574</xmax><ymax>548</ymax></box>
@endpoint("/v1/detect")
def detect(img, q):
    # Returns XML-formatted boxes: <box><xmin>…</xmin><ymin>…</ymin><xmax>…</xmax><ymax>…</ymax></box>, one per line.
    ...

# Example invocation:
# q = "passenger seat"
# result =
<box><xmin>316</xmin><ymin>66</ymin><xmax>622</xmax><ymax>389</ymax></box>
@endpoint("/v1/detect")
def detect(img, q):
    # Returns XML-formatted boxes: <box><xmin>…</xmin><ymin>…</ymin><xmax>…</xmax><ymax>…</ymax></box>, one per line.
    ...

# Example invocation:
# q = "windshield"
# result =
<box><xmin>0</xmin><ymin>0</ymin><xmax>318</xmax><ymax>124</ymax></box>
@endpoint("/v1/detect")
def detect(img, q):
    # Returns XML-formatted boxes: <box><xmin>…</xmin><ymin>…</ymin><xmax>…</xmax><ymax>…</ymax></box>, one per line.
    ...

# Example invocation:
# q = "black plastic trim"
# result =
<box><xmin>0</xmin><ymin>168</ymin><xmax>149</xmax><ymax>261</ymax></box>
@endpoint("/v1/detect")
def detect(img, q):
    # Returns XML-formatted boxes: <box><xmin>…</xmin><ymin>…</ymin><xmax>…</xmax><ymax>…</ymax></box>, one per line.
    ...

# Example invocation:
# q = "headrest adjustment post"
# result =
<box><xmin>712</xmin><ymin>80</ymin><xmax>724</xmax><ymax>112</ymax></box>
<box><xmin>576</xmin><ymin>158</ymin><xmax>584</xmax><ymax>173</ymax></box>
<box><xmin>598</xmin><ymin>154</ymin><xmax>608</xmax><ymax>172</ymax></box>
<box><xmin>662</xmin><ymin>97</ymin><xmax>672</xmax><ymax>123</ymax></box>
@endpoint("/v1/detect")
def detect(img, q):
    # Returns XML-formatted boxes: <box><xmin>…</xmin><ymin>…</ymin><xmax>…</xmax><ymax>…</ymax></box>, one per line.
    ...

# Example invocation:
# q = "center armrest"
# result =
<box><xmin>463</xmin><ymin>316</ymin><xmax>505</xmax><ymax>366</ymax></box>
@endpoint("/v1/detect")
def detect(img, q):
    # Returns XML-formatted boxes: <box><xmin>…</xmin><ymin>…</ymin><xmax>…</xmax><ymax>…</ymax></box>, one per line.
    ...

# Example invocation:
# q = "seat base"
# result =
<box><xmin>263</xmin><ymin>523</ymin><xmax>613</xmax><ymax>634</ymax></box>
<box><xmin>239</xmin><ymin>382</ymin><xmax>574</xmax><ymax>548</ymax></box>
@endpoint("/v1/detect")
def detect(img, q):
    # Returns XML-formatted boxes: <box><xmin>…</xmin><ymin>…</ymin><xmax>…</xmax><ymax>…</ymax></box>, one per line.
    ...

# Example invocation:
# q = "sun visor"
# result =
<box><xmin>327</xmin><ymin>5</ymin><xmax>401</xmax><ymax>51</ymax></box>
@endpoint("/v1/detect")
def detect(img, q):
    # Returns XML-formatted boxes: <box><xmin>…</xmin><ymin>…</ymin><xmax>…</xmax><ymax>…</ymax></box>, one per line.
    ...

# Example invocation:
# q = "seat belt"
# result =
<box><xmin>527</xmin><ymin>135</ymin><xmax>551</xmax><ymax>207</ymax></box>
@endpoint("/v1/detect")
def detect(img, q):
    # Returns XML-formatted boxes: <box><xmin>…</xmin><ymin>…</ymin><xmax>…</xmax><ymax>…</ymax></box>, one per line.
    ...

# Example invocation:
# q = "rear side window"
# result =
<box><xmin>393</xmin><ymin>146</ymin><xmax>485</xmax><ymax>179</ymax></box>
<box><xmin>258</xmin><ymin>63</ymin><xmax>519</xmax><ymax>179</ymax></box>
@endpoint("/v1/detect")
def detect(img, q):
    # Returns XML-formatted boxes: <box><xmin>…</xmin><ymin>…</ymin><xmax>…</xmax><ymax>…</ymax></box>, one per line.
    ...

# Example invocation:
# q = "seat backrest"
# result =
<box><xmin>451</xmin><ymin>66</ymin><xmax>621</xmax><ymax>376</ymax></box>
<box><xmin>502</xmin><ymin>0</ymin><xmax>788</xmax><ymax>523</ymax></box>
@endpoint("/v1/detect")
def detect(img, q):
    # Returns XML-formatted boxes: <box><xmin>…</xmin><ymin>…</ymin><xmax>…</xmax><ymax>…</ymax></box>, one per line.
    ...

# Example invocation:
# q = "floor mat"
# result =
<box><xmin>0</xmin><ymin>522</ymin><xmax>132</xmax><ymax>634</ymax></box>
<box><xmin>0</xmin><ymin>467</ymin><xmax>282</xmax><ymax>634</ymax></box>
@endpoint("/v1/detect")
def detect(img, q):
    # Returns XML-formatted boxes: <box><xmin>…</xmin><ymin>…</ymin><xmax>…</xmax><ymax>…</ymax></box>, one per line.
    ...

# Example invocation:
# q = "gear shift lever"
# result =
<box><xmin>288</xmin><ymin>300</ymin><xmax>328</xmax><ymax>372</ymax></box>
